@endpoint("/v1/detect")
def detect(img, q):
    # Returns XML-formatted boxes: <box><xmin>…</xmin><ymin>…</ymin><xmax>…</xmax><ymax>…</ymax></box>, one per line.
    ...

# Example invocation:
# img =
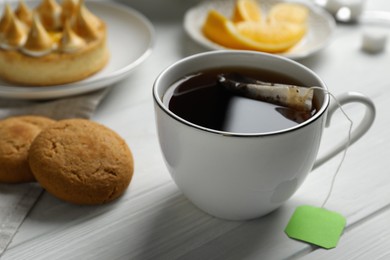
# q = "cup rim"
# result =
<box><xmin>153</xmin><ymin>50</ymin><xmax>330</xmax><ymax>137</ymax></box>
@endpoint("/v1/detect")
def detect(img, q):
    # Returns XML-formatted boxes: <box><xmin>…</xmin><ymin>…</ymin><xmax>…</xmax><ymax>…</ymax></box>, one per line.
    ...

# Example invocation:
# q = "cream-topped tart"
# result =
<box><xmin>0</xmin><ymin>0</ymin><xmax>109</xmax><ymax>86</ymax></box>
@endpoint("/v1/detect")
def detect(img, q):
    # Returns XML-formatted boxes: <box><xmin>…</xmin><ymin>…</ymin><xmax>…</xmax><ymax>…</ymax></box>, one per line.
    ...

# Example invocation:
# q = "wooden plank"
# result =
<box><xmin>4</xmin><ymin>56</ymin><xmax>390</xmax><ymax>260</ymax></box>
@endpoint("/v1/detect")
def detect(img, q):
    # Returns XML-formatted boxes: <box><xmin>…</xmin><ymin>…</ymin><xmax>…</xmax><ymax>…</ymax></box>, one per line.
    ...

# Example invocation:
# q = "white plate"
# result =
<box><xmin>0</xmin><ymin>1</ymin><xmax>155</xmax><ymax>100</ymax></box>
<box><xmin>184</xmin><ymin>0</ymin><xmax>336</xmax><ymax>60</ymax></box>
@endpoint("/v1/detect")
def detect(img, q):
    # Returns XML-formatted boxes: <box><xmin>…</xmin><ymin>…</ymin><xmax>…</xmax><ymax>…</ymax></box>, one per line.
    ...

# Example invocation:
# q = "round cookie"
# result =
<box><xmin>28</xmin><ymin>119</ymin><xmax>134</xmax><ymax>205</ymax></box>
<box><xmin>0</xmin><ymin>115</ymin><xmax>56</xmax><ymax>183</ymax></box>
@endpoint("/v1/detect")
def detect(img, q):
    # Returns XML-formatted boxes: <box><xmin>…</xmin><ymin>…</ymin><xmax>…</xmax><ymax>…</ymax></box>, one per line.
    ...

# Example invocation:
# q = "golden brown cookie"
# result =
<box><xmin>28</xmin><ymin>119</ymin><xmax>134</xmax><ymax>205</ymax></box>
<box><xmin>0</xmin><ymin>115</ymin><xmax>56</xmax><ymax>183</ymax></box>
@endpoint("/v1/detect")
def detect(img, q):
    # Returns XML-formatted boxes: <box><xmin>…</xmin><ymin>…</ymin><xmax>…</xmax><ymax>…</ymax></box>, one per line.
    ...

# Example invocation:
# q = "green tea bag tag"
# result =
<box><xmin>285</xmin><ymin>205</ymin><xmax>346</xmax><ymax>249</ymax></box>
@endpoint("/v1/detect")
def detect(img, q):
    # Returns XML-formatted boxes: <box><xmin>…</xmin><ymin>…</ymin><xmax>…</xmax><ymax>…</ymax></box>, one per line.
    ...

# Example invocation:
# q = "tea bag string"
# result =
<box><xmin>310</xmin><ymin>87</ymin><xmax>354</xmax><ymax>209</ymax></box>
<box><xmin>218</xmin><ymin>75</ymin><xmax>354</xmax><ymax>208</ymax></box>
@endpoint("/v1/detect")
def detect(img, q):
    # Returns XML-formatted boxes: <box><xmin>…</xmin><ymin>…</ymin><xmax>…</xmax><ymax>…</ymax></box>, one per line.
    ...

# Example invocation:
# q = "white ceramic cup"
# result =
<box><xmin>153</xmin><ymin>50</ymin><xmax>375</xmax><ymax>220</ymax></box>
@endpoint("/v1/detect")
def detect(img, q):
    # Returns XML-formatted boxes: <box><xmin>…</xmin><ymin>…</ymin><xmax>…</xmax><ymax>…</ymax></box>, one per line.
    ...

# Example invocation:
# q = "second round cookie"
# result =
<box><xmin>28</xmin><ymin>119</ymin><xmax>134</xmax><ymax>205</ymax></box>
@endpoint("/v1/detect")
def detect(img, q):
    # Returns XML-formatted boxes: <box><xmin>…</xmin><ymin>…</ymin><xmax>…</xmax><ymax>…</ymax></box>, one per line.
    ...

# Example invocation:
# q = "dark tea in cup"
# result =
<box><xmin>162</xmin><ymin>67</ymin><xmax>319</xmax><ymax>133</ymax></box>
<box><xmin>153</xmin><ymin>50</ymin><xmax>374</xmax><ymax>220</ymax></box>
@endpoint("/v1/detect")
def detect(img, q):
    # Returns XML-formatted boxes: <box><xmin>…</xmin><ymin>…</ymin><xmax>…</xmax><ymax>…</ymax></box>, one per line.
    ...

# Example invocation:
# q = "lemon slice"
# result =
<box><xmin>232</xmin><ymin>0</ymin><xmax>262</xmax><ymax>23</ymax></box>
<box><xmin>202</xmin><ymin>9</ymin><xmax>307</xmax><ymax>53</ymax></box>
<box><xmin>236</xmin><ymin>21</ymin><xmax>306</xmax><ymax>52</ymax></box>
<box><xmin>202</xmin><ymin>10</ymin><xmax>256</xmax><ymax>50</ymax></box>
<box><xmin>267</xmin><ymin>3</ymin><xmax>309</xmax><ymax>25</ymax></box>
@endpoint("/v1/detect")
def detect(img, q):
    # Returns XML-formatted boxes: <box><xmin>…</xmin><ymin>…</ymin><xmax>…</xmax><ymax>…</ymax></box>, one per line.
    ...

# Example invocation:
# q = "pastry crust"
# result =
<box><xmin>0</xmin><ymin>23</ymin><xmax>109</xmax><ymax>86</ymax></box>
<box><xmin>0</xmin><ymin>1</ymin><xmax>109</xmax><ymax>86</ymax></box>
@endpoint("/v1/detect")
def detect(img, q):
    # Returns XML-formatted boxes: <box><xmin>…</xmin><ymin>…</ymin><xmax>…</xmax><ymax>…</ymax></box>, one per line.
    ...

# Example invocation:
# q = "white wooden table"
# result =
<box><xmin>3</xmin><ymin>0</ymin><xmax>390</xmax><ymax>259</ymax></box>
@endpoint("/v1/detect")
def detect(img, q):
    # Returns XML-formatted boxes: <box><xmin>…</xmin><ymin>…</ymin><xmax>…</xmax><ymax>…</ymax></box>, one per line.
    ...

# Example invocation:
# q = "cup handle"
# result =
<box><xmin>312</xmin><ymin>92</ymin><xmax>376</xmax><ymax>170</ymax></box>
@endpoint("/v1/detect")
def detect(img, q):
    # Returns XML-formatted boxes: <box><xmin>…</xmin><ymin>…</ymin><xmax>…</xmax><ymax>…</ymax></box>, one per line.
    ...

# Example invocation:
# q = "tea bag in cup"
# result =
<box><xmin>217</xmin><ymin>73</ymin><xmax>314</xmax><ymax>112</ymax></box>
